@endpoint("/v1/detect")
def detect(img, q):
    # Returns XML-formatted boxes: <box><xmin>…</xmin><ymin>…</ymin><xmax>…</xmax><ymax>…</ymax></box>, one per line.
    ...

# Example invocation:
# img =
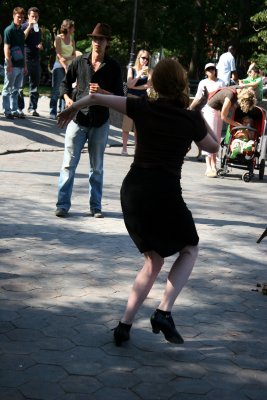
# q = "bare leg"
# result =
<box><xmin>121</xmin><ymin>250</ymin><xmax>164</xmax><ymax>325</ymax></box>
<box><xmin>122</xmin><ymin>130</ymin><xmax>129</xmax><ymax>154</ymax></box>
<box><xmin>158</xmin><ymin>245</ymin><xmax>198</xmax><ymax>311</ymax></box>
<box><xmin>205</xmin><ymin>154</ymin><xmax>212</xmax><ymax>173</ymax></box>
<box><xmin>210</xmin><ymin>153</ymin><xmax>217</xmax><ymax>171</ymax></box>
<box><xmin>205</xmin><ymin>154</ymin><xmax>217</xmax><ymax>177</ymax></box>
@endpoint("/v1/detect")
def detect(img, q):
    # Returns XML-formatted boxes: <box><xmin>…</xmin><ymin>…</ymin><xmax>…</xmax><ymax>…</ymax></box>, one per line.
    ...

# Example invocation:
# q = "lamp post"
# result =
<box><xmin>128</xmin><ymin>0</ymin><xmax>139</xmax><ymax>67</ymax></box>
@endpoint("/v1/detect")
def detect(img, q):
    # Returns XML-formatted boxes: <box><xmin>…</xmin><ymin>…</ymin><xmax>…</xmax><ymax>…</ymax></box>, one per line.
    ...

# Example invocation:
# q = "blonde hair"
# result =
<box><xmin>151</xmin><ymin>58</ymin><xmax>189</xmax><ymax>108</ymax></box>
<box><xmin>237</xmin><ymin>88</ymin><xmax>256</xmax><ymax>113</ymax></box>
<box><xmin>134</xmin><ymin>49</ymin><xmax>151</xmax><ymax>72</ymax></box>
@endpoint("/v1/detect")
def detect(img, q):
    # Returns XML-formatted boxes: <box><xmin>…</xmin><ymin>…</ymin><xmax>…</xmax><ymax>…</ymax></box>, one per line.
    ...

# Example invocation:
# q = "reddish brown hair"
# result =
<box><xmin>13</xmin><ymin>7</ymin><xmax>25</xmax><ymax>16</ymax></box>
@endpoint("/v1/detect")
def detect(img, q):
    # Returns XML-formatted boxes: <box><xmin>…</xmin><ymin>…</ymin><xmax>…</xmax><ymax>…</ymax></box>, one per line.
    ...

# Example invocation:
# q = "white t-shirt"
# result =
<box><xmin>216</xmin><ymin>52</ymin><xmax>236</xmax><ymax>85</ymax></box>
<box><xmin>195</xmin><ymin>78</ymin><xmax>225</xmax><ymax>99</ymax></box>
<box><xmin>194</xmin><ymin>77</ymin><xmax>225</xmax><ymax>111</ymax></box>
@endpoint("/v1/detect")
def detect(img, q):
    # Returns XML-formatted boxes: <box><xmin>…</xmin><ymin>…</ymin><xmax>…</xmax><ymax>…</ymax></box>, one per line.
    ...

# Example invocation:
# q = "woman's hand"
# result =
<box><xmin>234</xmin><ymin>121</ymin><xmax>242</xmax><ymax>127</ymax></box>
<box><xmin>57</xmin><ymin>105</ymin><xmax>78</xmax><ymax>128</ymax></box>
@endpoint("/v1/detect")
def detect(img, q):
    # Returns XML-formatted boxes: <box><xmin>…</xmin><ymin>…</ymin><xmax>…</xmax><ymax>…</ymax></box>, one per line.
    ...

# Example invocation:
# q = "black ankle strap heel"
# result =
<box><xmin>150</xmin><ymin>310</ymin><xmax>184</xmax><ymax>344</ymax></box>
<box><xmin>113</xmin><ymin>322</ymin><xmax>132</xmax><ymax>346</ymax></box>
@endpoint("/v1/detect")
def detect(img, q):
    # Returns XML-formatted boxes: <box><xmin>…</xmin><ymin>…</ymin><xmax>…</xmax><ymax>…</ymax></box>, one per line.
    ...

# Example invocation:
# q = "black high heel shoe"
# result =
<box><xmin>150</xmin><ymin>310</ymin><xmax>184</xmax><ymax>344</ymax></box>
<box><xmin>113</xmin><ymin>322</ymin><xmax>132</xmax><ymax>346</ymax></box>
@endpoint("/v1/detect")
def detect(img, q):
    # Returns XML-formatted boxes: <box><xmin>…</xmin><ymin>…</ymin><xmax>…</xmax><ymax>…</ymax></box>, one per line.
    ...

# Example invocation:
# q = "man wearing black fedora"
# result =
<box><xmin>55</xmin><ymin>22</ymin><xmax>124</xmax><ymax>218</ymax></box>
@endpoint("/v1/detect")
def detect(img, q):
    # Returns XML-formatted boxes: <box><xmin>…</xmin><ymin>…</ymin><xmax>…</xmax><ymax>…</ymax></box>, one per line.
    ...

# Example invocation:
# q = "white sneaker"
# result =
<box><xmin>206</xmin><ymin>170</ymin><xmax>217</xmax><ymax>178</ymax></box>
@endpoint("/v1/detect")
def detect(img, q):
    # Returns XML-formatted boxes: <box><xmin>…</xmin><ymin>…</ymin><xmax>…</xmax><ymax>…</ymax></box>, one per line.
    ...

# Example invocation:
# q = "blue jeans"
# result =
<box><xmin>2</xmin><ymin>65</ymin><xmax>24</xmax><ymax>115</ymax></box>
<box><xmin>56</xmin><ymin>120</ymin><xmax>109</xmax><ymax>212</ymax></box>
<box><xmin>18</xmin><ymin>58</ymin><xmax>41</xmax><ymax>112</ymax></box>
<box><xmin>49</xmin><ymin>67</ymin><xmax>65</xmax><ymax>116</ymax></box>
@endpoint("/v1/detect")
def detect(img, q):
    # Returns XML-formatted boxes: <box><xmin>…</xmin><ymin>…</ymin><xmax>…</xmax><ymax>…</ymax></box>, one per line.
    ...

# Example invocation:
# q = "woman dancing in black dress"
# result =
<box><xmin>58</xmin><ymin>58</ymin><xmax>219</xmax><ymax>346</ymax></box>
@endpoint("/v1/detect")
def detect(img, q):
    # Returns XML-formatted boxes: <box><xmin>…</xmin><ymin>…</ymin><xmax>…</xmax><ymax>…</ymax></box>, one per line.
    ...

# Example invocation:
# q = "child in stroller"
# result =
<box><xmin>218</xmin><ymin>105</ymin><xmax>266</xmax><ymax>182</ymax></box>
<box><xmin>230</xmin><ymin>116</ymin><xmax>256</xmax><ymax>160</ymax></box>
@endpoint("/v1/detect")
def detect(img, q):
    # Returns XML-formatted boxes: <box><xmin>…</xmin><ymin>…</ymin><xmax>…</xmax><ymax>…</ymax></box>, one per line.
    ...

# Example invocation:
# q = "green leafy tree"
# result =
<box><xmin>249</xmin><ymin>0</ymin><xmax>267</xmax><ymax>71</ymax></box>
<box><xmin>1</xmin><ymin>0</ymin><xmax>265</xmax><ymax>78</ymax></box>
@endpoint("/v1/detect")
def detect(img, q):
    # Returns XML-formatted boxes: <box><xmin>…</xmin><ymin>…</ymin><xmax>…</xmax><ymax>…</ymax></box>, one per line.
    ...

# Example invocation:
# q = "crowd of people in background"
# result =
<box><xmin>0</xmin><ymin>8</ymin><xmax>266</xmax><ymax>122</ymax></box>
<box><xmin>0</xmin><ymin>8</ymin><xmax>266</xmax><ymax>170</ymax></box>
<box><xmin>0</xmin><ymin>7</ymin><xmax>265</xmax><ymax>187</ymax></box>
<box><xmin>1</xmin><ymin>8</ymin><xmax>266</xmax><ymax>123</ymax></box>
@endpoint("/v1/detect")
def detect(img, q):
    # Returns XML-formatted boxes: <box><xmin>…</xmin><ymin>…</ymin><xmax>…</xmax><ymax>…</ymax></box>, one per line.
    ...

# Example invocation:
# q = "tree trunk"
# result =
<box><xmin>188</xmin><ymin>0</ymin><xmax>205</xmax><ymax>80</ymax></box>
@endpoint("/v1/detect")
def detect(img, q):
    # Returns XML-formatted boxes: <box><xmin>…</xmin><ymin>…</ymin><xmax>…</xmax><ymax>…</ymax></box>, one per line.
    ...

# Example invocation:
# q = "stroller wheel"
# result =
<box><xmin>242</xmin><ymin>172</ymin><xmax>252</xmax><ymax>182</ymax></box>
<box><xmin>259</xmin><ymin>159</ymin><xmax>265</xmax><ymax>180</ymax></box>
<box><xmin>217</xmin><ymin>168</ymin><xmax>227</xmax><ymax>177</ymax></box>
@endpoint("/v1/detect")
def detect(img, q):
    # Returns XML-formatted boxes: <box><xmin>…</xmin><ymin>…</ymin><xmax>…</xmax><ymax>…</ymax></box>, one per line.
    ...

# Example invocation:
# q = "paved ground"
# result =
<box><xmin>0</xmin><ymin>96</ymin><xmax>267</xmax><ymax>400</ymax></box>
<box><xmin>0</xmin><ymin>96</ymin><xmax>125</xmax><ymax>155</ymax></box>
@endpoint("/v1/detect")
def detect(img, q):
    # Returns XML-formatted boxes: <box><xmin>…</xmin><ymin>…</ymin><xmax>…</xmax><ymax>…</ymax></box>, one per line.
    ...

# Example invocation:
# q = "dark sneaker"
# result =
<box><xmin>28</xmin><ymin>110</ymin><xmax>40</xmax><ymax>117</ymax></box>
<box><xmin>19</xmin><ymin>111</ymin><xmax>26</xmax><ymax>118</ymax></box>
<box><xmin>5</xmin><ymin>113</ymin><xmax>14</xmax><ymax>119</ymax></box>
<box><xmin>55</xmin><ymin>208</ymin><xmax>68</xmax><ymax>217</ymax></box>
<box><xmin>91</xmin><ymin>209</ymin><xmax>104</xmax><ymax>218</ymax></box>
<box><xmin>13</xmin><ymin>111</ymin><xmax>25</xmax><ymax>119</ymax></box>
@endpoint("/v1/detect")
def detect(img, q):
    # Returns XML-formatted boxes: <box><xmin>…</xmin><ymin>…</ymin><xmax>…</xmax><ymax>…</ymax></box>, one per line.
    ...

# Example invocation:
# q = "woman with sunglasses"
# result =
<box><xmin>121</xmin><ymin>50</ymin><xmax>152</xmax><ymax>155</ymax></box>
<box><xmin>190</xmin><ymin>63</ymin><xmax>224</xmax><ymax>176</ymax></box>
<box><xmin>58</xmin><ymin>58</ymin><xmax>219</xmax><ymax>347</ymax></box>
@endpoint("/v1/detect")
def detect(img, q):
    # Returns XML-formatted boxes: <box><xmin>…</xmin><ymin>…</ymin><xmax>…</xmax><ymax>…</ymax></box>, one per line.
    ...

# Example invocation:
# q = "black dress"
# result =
<box><xmin>120</xmin><ymin>97</ymin><xmax>207</xmax><ymax>258</ymax></box>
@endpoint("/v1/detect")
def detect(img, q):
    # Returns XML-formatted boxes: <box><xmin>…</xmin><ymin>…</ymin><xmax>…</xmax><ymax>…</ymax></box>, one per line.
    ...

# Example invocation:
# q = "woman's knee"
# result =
<box><xmin>180</xmin><ymin>245</ymin><xmax>199</xmax><ymax>260</ymax></box>
<box><xmin>144</xmin><ymin>251</ymin><xmax>164</xmax><ymax>272</ymax></box>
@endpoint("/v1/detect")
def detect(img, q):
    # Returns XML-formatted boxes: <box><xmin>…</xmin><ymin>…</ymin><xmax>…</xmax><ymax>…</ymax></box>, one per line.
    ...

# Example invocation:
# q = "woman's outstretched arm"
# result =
<box><xmin>57</xmin><ymin>94</ymin><xmax>127</xmax><ymax>128</ymax></box>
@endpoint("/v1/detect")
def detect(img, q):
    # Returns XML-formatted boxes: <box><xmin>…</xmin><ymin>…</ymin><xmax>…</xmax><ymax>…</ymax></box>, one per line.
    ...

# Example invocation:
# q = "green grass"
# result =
<box><xmin>0</xmin><ymin>83</ymin><xmax>51</xmax><ymax>97</ymax></box>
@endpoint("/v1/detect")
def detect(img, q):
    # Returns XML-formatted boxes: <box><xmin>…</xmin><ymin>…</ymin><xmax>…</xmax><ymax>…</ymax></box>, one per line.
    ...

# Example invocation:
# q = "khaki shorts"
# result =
<box><xmin>122</xmin><ymin>93</ymin><xmax>138</xmax><ymax>132</ymax></box>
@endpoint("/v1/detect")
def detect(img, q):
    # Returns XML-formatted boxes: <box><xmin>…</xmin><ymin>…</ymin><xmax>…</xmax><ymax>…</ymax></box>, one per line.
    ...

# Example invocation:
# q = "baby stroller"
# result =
<box><xmin>217</xmin><ymin>106</ymin><xmax>267</xmax><ymax>182</ymax></box>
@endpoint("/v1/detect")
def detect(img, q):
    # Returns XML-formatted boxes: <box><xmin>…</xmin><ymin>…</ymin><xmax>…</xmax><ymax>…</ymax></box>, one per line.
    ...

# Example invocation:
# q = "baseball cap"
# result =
<box><xmin>204</xmin><ymin>63</ymin><xmax>215</xmax><ymax>70</ymax></box>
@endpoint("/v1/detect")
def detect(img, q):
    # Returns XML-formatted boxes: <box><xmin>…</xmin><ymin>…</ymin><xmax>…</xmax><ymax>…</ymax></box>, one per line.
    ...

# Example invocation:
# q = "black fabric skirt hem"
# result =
<box><xmin>120</xmin><ymin>166</ymin><xmax>199</xmax><ymax>258</ymax></box>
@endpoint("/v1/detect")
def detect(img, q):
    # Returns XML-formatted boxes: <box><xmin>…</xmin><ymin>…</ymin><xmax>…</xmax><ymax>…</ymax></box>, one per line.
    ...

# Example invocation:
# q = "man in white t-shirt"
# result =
<box><xmin>216</xmin><ymin>46</ymin><xmax>237</xmax><ymax>86</ymax></box>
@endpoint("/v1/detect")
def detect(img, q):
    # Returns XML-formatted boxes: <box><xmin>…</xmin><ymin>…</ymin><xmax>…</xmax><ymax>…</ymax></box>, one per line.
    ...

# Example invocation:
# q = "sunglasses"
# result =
<box><xmin>206</xmin><ymin>67</ymin><xmax>215</xmax><ymax>72</ymax></box>
<box><xmin>140</xmin><ymin>56</ymin><xmax>149</xmax><ymax>61</ymax></box>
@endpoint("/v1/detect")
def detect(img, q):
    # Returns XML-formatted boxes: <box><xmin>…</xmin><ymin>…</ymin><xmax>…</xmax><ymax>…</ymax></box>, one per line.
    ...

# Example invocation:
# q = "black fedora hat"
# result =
<box><xmin>88</xmin><ymin>23</ymin><xmax>112</xmax><ymax>40</ymax></box>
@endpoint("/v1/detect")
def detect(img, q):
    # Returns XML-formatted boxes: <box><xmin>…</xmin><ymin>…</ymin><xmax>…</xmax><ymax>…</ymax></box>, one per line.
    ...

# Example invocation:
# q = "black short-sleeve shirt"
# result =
<box><xmin>208</xmin><ymin>88</ymin><xmax>237</xmax><ymax>111</ymax></box>
<box><xmin>127</xmin><ymin>96</ymin><xmax>207</xmax><ymax>175</ymax></box>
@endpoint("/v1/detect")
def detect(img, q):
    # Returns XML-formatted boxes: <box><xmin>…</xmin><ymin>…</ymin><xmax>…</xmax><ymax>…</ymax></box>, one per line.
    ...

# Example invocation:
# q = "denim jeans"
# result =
<box><xmin>2</xmin><ymin>65</ymin><xmax>24</xmax><ymax>115</ymax></box>
<box><xmin>56</xmin><ymin>120</ymin><xmax>109</xmax><ymax>212</ymax></box>
<box><xmin>49</xmin><ymin>67</ymin><xmax>65</xmax><ymax>116</ymax></box>
<box><xmin>18</xmin><ymin>58</ymin><xmax>41</xmax><ymax>112</ymax></box>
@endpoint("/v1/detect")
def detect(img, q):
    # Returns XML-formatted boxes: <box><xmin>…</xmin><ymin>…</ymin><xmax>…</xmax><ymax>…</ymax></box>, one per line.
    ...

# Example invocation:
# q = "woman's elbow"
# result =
<box><xmin>210</xmin><ymin>143</ymin><xmax>220</xmax><ymax>153</ymax></box>
<box><xmin>202</xmin><ymin>143</ymin><xmax>219</xmax><ymax>153</ymax></box>
<box><xmin>199</xmin><ymin>140</ymin><xmax>219</xmax><ymax>154</ymax></box>
<box><xmin>221</xmin><ymin>113</ymin><xmax>227</xmax><ymax>122</ymax></box>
